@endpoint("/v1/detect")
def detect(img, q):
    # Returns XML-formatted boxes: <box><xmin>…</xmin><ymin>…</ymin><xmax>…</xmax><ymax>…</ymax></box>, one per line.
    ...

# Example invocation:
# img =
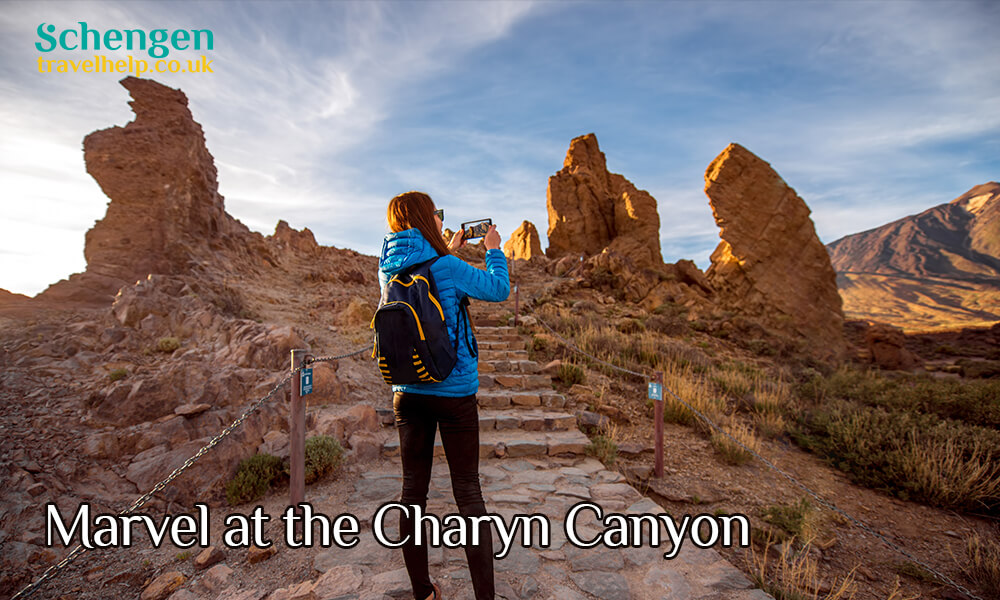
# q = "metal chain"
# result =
<box><xmin>11</xmin><ymin>343</ymin><xmax>363</xmax><ymax>600</ymax></box>
<box><xmin>522</xmin><ymin>301</ymin><xmax>984</xmax><ymax>600</ymax></box>
<box><xmin>305</xmin><ymin>346</ymin><xmax>371</xmax><ymax>364</ymax></box>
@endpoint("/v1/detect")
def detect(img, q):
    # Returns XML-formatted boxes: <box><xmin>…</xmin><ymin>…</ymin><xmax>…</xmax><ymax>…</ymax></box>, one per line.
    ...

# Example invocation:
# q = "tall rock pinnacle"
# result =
<box><xmin>704</xmin><ymin>143</ymin><xmax>846</xmax><ymax>360</ymax></box>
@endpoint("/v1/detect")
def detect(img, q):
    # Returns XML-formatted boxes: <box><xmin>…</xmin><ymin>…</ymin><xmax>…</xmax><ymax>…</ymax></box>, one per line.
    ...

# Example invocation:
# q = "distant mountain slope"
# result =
<box><xmin>827</xmin><ymin>182</ymin><xmax>1000</xmax><ymax>332</ymax></box>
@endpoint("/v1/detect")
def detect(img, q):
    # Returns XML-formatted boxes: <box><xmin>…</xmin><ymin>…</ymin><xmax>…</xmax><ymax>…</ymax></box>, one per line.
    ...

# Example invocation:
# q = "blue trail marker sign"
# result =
<box><xmin>300</xmin><ymin>368</ymin><xmax>313</xmax><ymax>396</ymax></box>
<box><xmin>648</xmin><ymin>381</ymin><xmax>662</xmax><ymax>401</ymax></box>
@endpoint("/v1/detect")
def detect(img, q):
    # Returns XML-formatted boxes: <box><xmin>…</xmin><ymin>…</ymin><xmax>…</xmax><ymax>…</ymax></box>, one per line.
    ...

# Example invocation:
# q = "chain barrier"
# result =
<box><xmin>13</xmin><ymin>344</ymin><xmax>371</xmax><ymax>600</ymax></box>
<box><xmin>521</xmin><ymin>299</ymin><xmax>984</xmax><ymax>600</ymax></box>
<box><xmin>304</xmin><ymin>346</ymin><xmax>371</xmax><ymax>364</ymax></box>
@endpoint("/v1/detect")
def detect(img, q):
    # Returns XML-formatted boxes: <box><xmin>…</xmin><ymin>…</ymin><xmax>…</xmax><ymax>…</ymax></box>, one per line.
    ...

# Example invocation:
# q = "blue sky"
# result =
<box><xmin>2</xmin><ymin>0</ymin><xmax>998</xmax><ymax>296</ymax></box>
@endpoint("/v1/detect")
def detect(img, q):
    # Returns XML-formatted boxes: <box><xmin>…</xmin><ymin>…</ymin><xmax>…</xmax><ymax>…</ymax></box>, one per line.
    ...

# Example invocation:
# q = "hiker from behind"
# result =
<box><xmin>375</xmin><ymin>191</ymin><xmax>509</xmax><ymax>600</ymax></box>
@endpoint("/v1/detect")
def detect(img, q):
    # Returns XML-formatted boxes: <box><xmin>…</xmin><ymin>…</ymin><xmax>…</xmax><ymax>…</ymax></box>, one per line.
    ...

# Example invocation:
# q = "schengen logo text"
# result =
<box><xmin>36</xmin><ymin>22</ymin><xmax>213</xmax><ymax>59</ymax></box>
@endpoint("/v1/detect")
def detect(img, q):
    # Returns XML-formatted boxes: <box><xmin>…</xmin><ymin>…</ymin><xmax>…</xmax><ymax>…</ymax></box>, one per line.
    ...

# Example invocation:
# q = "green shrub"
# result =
<box><xmin>304</xmin><ymin>435</ymin><xmax>344</xmax><ymax>484</ymax></box>
<box><xmin>793</xmin><ymin>398</ymin><xmax>1000</xmax><ymax>511</ymax></box>
<box><xmin>585</xmin><ymin>434</ymin><xmax>617</xmax><ymax>466</ymax></box>
<box><xmin>157</xmin><ymin>337</ymin><xmax>181</xmax><ymax>353</ymax></box>
<box><xmin>531</xmin><ymin>335</ymin><xmax>550</xmax><ymax>352</ymax></box>
<box><xmin>557</xmin><ymin>362</ymin><xmax>585</xmax><ymax>386</ymax></box>
<box><xmin>109</xmin><ymin>368</ymin><xmax>128</xmax><ymax>382</ymax></box>
<box><xmin>225</xmin><ymin>453</ymin><xmax>285</xmax><ymax>506</ymax></box>
<box><xmin>762</xmin><ymin>498</ymin><xmax>815</xmax><ymax>541</ymax></box>
<box><xmin>958</xmin><ymin>359</ymin><xmax>1000</xmax><ymax>379</ymax></box>
<box><xmin>797</xmin><ymin>367</ymin><xmax>1000</xmax><ymax>429</ymax></box>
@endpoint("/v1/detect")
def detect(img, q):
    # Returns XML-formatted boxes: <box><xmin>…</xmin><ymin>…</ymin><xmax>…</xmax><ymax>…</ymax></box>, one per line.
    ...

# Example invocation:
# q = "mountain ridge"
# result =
<box><xmin>827</xmin><ymin>181</ymin><xmax>1000</xmax><ymax>331</ymax></box>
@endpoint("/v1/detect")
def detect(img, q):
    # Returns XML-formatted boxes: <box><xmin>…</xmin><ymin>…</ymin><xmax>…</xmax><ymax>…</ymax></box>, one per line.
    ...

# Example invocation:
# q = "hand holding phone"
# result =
<box><xmin>461</xmin><ymin>219</ymin><xmax>492</xmax><ymax>240</ymax></box>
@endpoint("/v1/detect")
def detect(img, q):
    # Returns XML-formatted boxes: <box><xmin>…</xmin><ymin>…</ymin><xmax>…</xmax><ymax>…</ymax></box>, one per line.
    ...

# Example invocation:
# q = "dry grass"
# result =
<box><xmin>754</xmin><ymin>410</ymin><xmax>789</xmax><ymax>440</ymax></box>
<box><xmin>661</xmin><ymin>363</ymin><xmax>726</xmax><ymax>429</ymax></box>
<box><xmin>711</xmin><ymin>419</ymin><xmax>763</xmax><ymax>466</ymax></box>
<box><xmin>960</xmin><ymin>530</ymin><xmax>1000</xmax><ymax>596</ymax></box>
<box><xmin>712</xmin><ymin>365</ymin><xmax>762</xmax><ymax>398</ymax></box>
<box><xmin>748</xmin><ymin>534</ymin><xmax>858</xmax><ymax>600</ymax></box>
<box><xmin>898</xmin><ymin>435</ymin><xmax>1000</xmax><ymax>510</ymax></box>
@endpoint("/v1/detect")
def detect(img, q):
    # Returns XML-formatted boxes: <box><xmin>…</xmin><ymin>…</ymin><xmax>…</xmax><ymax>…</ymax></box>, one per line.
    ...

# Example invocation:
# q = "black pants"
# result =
<box><xmin>393</xmin><ymin>391</ymin><xmax>495</xmax><ymax>600</ymax></box>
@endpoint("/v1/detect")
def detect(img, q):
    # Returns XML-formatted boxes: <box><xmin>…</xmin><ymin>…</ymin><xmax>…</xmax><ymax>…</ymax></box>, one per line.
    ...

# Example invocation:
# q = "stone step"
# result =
<box><xmin>479</xmin><ymin>359</ymin><xmax>540</xmax><ymax>374</ymax></box>
<box><xmin>479</xmin><ymin>349</ymin><xmax>529</xmax><ymax>361</ymax></box>
<box><xmin>479</xmin><ymin>340</ymin><xmax>524</xmax><ymax>351</ymax></box>
<box><xmin>477</xmin><ymin>333</ymin><xmax>523</xmax><ymax>343</ymax></box>
<box><xmin>474</xmin><ymin>317</ymin><xmax>516</xmax><ymax>328</ymax></box>
<box><xmin>479</xmin><ymin>373</ymin><xmax>552</xmax><ymax>390</ymax></box>
<box><xmin>478</xmin><ymin>390</ymin><xmax>568</xmax><ymax>409</ymax></box>
<box><xmin>477</xmin><ymin>326</ymin><xmax>517</xmax><ymax>335</ymax></box>
<box><xmin>383</xmin><ymin>429</ymin><xmax>590</xmax><ymax>459</ymax></box>
<box><xmin>479</xmin><ymin>409</ymin><xmax>576</xmax><ymax>432</ymax></box>
<box><xmin>474</xmin><ymin>316</ymin><xmax>510</xmax><ymax>327</ymax></box>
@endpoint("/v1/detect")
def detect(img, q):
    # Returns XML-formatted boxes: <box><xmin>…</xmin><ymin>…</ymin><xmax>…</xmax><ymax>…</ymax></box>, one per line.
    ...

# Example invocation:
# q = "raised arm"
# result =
<box><xmin>451</xmin><ymin>249</ymin><xmax>510</xmax><ymax>302</ymax></box>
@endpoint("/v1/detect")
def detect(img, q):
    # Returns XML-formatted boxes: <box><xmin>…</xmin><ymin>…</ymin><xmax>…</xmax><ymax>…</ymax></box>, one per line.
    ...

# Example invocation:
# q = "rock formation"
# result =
<box><xmin>37</xmin><ymin>77</ymin><xmax>269</xmax><ymax>305</ymax></box>
<box><xmin>704</xmin><ymin>143</ymin><xmax>846</xmax><ymax>360</ymax></box>
<box><xmin>504</xmin><ymin>220</ymin><xmax>544</xmax><ymax>261</ymax></box>
<box><xmin>827</xmin><ymin>182</ymin><xmax>1000</xmax><ymax>331</ymax></box>
<box><xmin>546</xmin><ymin>133</ymin><xmax>663</xmax><ymax>268</ymax></box>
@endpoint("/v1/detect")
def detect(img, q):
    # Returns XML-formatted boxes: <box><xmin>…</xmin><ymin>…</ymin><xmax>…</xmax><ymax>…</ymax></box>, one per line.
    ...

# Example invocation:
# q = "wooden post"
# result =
<box><xmin>290</xmin><ymin>349</ymin><xmax>307</xmax><ymax>510</ymax></box>
<box><xmin>654</xmin><ymin>370</ymin><xmax>664</xmax><ymax>479</ymax></box>
<box><xmin>513</xmin><ymin>284</ymin><xmax>519</xmax><ymax>327</ymax></box>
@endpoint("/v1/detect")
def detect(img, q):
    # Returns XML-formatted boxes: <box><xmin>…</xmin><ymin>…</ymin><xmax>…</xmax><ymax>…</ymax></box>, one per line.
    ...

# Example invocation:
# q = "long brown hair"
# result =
<box><xmin>387</xmin><ymin>191</ymin><xmax>450</xmax><ymax>257</ymax></box>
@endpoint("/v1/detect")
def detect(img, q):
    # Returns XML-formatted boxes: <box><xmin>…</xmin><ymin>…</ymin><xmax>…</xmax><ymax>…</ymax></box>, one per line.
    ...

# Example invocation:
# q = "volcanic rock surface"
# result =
<box><xmin>503</xmin><ymin>220</ymin><xmax>544</xmax><ymax>261</ymax></box>
<box><xmin>546</xmin><ymin>133</ymin><xmax>663</xmax><ymax>268</ymax></box>
<box><xmin>704</xmin><ymin>143</ymin><xmax>847</xmax><ymax>360</ymax></box>
<box><xmin>0</xmin><ymin>78</ymin><xmax>384</xmax><ymax>593</ymax></box>
<box><xmin>828</xmin><ymin>182</ymin><xmax>1000</xmax><ymax>331</ymax></box>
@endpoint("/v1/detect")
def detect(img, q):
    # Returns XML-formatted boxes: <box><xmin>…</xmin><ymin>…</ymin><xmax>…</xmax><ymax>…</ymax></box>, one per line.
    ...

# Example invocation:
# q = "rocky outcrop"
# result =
<box><xmin>546</xmin><ymin>134</ymin><xmax>663</xmax><ymax>269</ymax></box>
<box><xmin>271</xmin><ymin>220</ymin><xmax>319</xmax><ymax>254</ymax></box>
<box><xmin>37</xmin><ymin>77</ymin><xmax>269</xmax><ymax>306</ymax></box>
<box><xmin>504</xmin><ymin>220</ymin><xmax>544</xmax><ymax>261</ymax></box>
<box><xmin>704</xmin><ymin>143</ymin><xmax>846</xmax><ymax>360</ymax></box>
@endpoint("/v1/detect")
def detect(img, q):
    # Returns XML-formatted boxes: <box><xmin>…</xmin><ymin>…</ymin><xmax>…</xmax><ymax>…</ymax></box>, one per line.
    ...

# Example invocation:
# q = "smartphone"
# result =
<box><xmin>461</xmin><ymin>219</ymin><xmax>492</xmax><ymax>240</ymax></box>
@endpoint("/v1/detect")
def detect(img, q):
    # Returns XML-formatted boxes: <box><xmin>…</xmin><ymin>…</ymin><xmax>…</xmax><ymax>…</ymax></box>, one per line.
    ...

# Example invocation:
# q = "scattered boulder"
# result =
<box><xmin>546</xmin><ymin>133</ymin><xmax>663</xmax><ymax>269</ymax></box>
<box><xmin>347</xmin><ymin>432</ymin><xmax>381</xmax><ymax>462</ymax></box>
<box><xmin>258</xmin><ymin>431</ymin><xmax>290</xmax><ymax>459</ymax></box>
<box><xmin>312</xmin><ymin>565</ymin><xmax>364</xmax><ymax>598</ymax></box>
<box><xmin>197</xmin><ymin>564</ymin><xmax>234</xmax><ymax>595</ymax></box>
<box><xmin>247</xmin><ymin>544</ymin><xmax>277</xmax><ymax>564</ymax></box>
<box><xmin>866</xmin><ymin>323</ymin><xmax>922</xmax><ymax>371</ymax></box>
<box><xmin>141</xmin><ymin>571</ymin><xmax>186</xmax><ymax>600</ymax></box>
<box><xmin>194</xmin><ymin>546</ymin><xmax>226</xmax><ymax>570</ymax></box>
<box><xmin>703</xmin><ymin>143</ymin><xmax>847</xmax><ymax>361</ymax></box>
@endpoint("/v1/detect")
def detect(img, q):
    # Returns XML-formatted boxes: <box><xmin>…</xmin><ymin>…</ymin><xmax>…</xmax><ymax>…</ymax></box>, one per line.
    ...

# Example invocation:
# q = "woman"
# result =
<box><xmin>378</xmin><ymin>191</ymin><xmax>509</xmax><ymax>600</ymax></box>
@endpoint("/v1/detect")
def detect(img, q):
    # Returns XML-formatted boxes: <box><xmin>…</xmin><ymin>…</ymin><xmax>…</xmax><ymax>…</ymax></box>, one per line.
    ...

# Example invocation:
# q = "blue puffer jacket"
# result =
<box><xmin>378</xmin><ymin>229</ymin><xmax>510</xmax><ymax>397</ymax></box>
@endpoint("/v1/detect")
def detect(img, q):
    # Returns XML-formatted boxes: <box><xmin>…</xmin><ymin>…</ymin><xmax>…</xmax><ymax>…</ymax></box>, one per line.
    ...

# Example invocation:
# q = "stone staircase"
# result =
<box><xmin>382</xmin><ymin>321</ymin><xmax>591</xmax><ymax>460</ymax></box>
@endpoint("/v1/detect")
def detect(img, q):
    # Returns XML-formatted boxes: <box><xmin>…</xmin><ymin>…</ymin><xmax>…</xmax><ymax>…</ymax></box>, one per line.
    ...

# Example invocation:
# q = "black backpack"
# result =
<box><xmin>372</xmin><ymin>257</ymin><xmax>458</xmax><ymax>385</ymax></box>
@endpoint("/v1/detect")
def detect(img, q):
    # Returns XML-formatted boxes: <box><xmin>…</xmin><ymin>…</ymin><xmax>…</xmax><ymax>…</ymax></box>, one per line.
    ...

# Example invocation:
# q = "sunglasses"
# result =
<box><xmin>433</xmin><ymin>209</ymin><xmax>444</xmax><ymax>221</ymax></box>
